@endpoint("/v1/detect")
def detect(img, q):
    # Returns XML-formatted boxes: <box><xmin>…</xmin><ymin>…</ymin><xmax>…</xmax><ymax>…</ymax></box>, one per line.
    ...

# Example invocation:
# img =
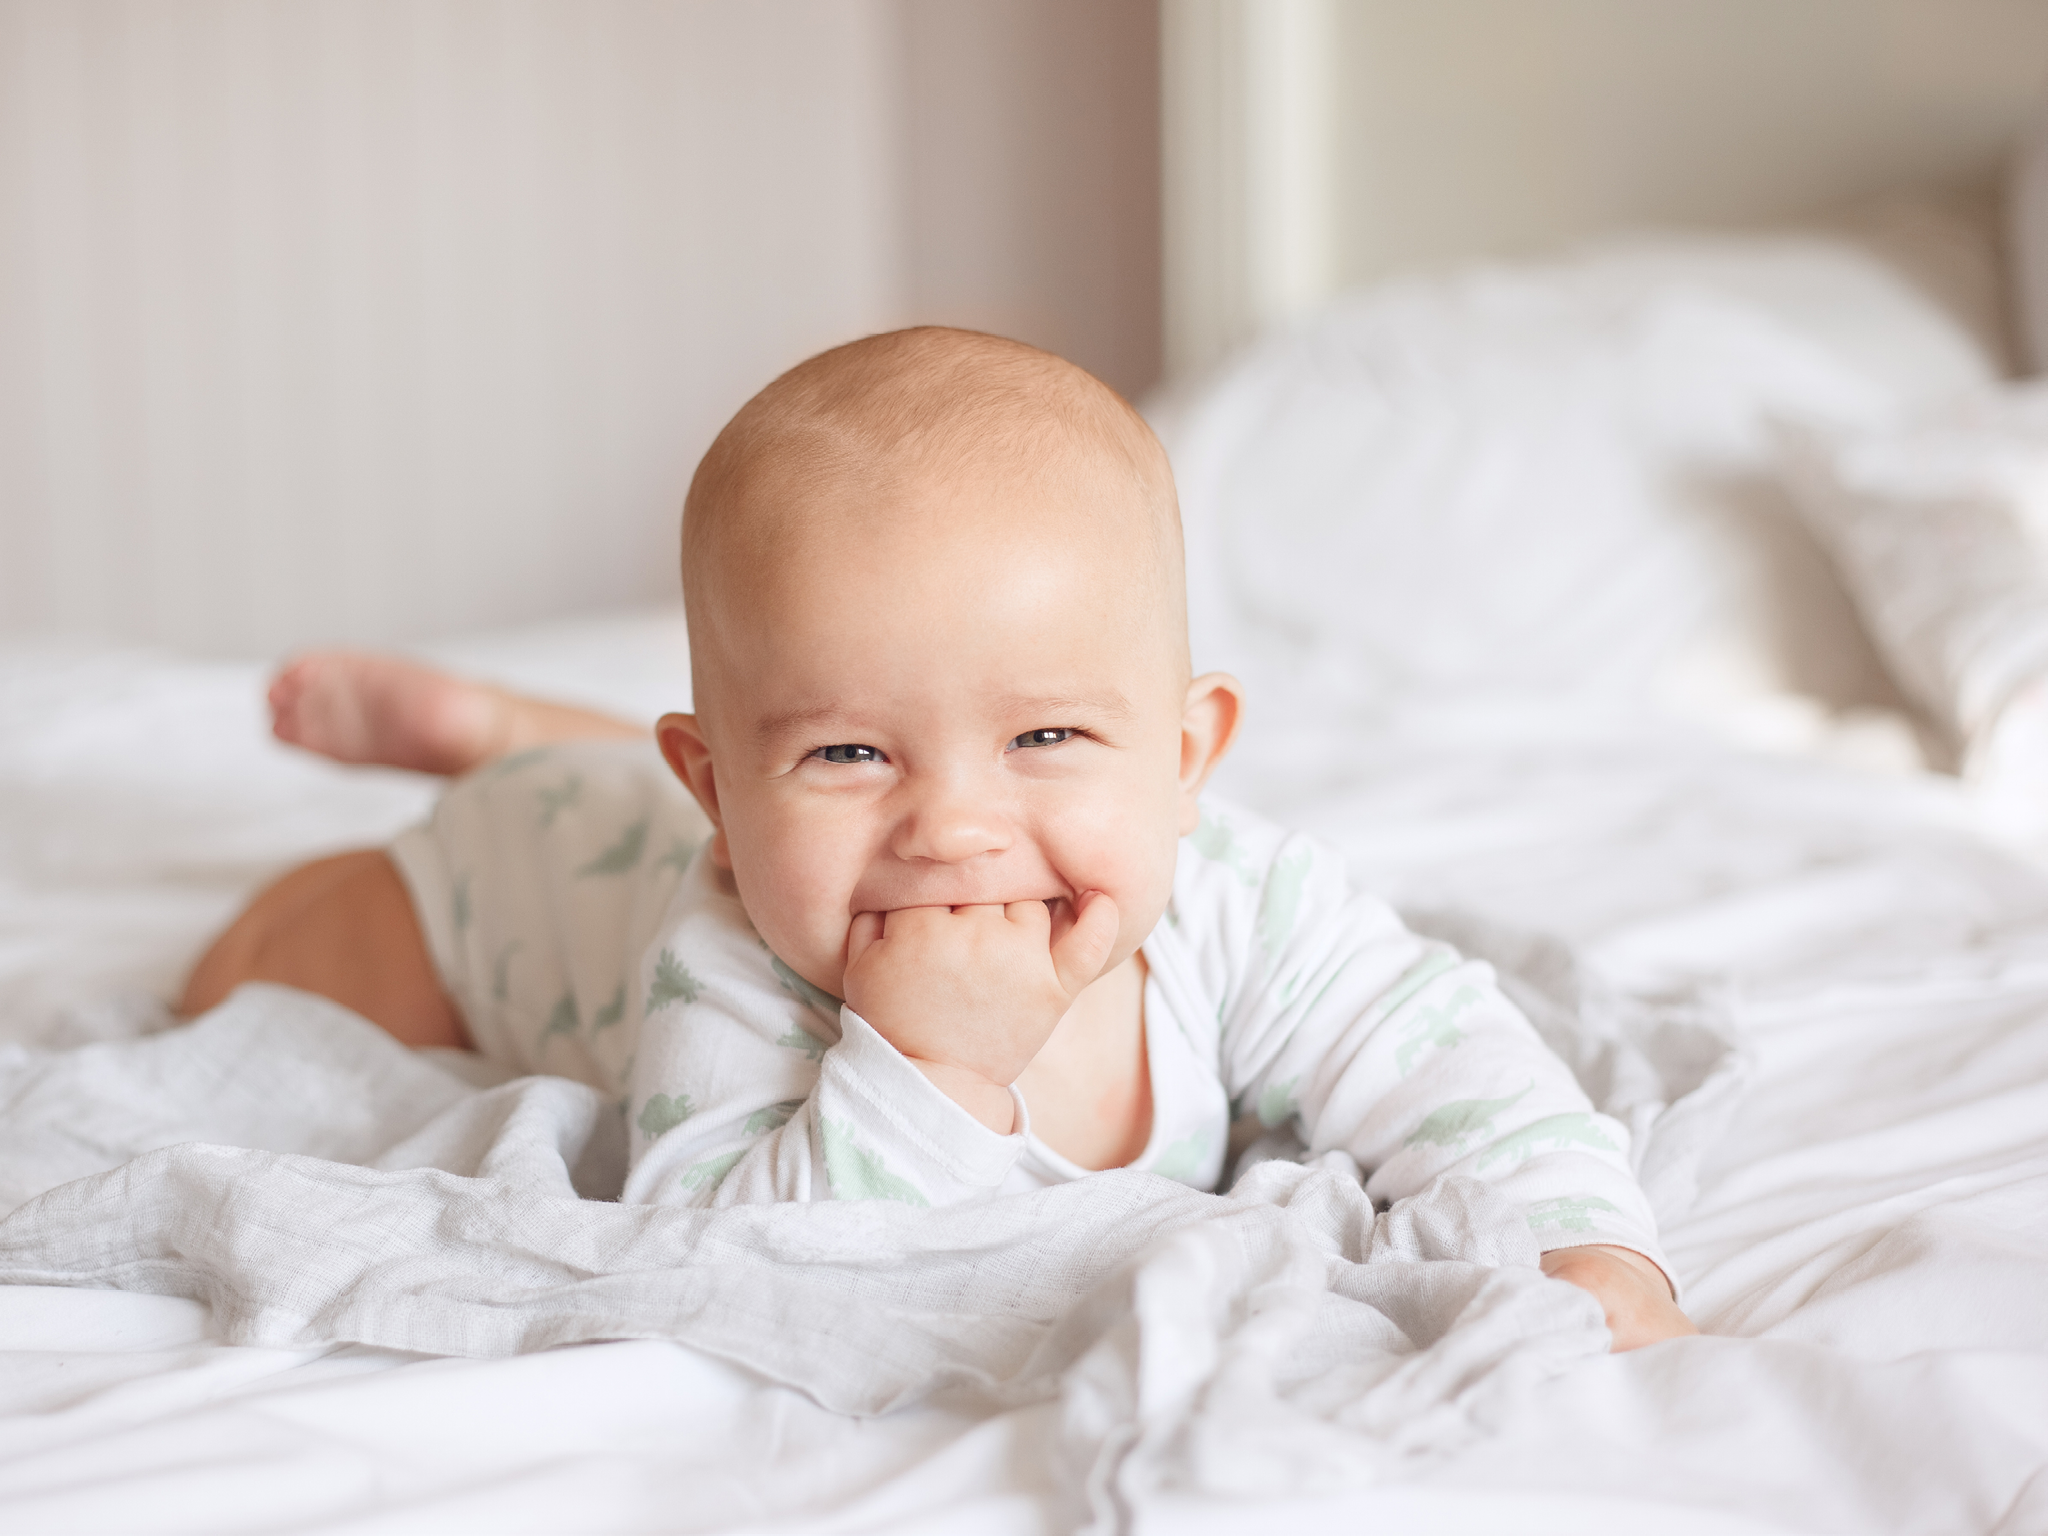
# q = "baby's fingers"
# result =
<box><xmin>1049</xmin><ymin>890</ymin><xmax>1119</xmax><ymax>997</ymax></box>
<box><xmin>1000</xmin><ymin>899</ymin><xmax>1053</xmax><ymax>942</ymax></box>
<box><xmin>845</xmin><ymin>910</ymin><xmax>886</xmax><ymax>973</ymax></box>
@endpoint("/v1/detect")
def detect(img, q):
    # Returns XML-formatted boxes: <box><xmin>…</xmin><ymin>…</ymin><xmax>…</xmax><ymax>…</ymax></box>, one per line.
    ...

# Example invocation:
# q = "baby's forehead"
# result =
<box><xmin>692</xmin><ymin>470</ymin><xmax>1182</xmax><ymax>712</ymax></box>
<box><xmin>719</xmin><ymin>422</ymin><xmax>1166</xmax><ymax>569</ymax></box>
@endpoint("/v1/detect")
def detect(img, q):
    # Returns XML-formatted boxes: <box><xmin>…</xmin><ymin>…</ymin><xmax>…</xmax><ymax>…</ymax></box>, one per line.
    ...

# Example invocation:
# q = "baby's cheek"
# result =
<box><xmin>1048</xmin><ymin>829</ymin><xmax>1178</xmax><ymax>951</ymax></box>
<box><xmin>732</xmin><ymin>842</ymin><xmax>857</xmax><ymax>997</ymax></box>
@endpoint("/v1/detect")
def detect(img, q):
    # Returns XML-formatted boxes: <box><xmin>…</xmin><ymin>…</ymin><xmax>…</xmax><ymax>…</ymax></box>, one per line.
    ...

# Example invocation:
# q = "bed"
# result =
<box><xmin>7</xmin><ymin>177</ymin><xmax>2048</xmax><ymax>1531</ymax></box>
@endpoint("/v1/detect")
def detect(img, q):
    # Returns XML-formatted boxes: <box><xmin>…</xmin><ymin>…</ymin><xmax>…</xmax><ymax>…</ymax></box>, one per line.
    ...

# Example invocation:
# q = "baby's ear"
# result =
<box><xmin>1177</xmin><ymin>673</ymin><xmax>1244</xmax><ymax>832</ymax></box>
<box><xmin>657</xmin><ymin>712</ymin><xmax>722</xmax><ymax>828</ymax></box>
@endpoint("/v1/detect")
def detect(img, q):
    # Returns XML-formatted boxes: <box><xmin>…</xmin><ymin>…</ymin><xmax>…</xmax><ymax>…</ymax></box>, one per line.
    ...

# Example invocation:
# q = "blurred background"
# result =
<box><xmin>2</xmin><ymin>0</ymin><xmax>2045</xmax><ymax>657</ymax></box>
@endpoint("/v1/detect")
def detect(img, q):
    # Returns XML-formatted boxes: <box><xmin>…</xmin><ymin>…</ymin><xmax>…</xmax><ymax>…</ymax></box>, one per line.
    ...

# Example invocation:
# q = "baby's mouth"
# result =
<box><xmin>851</xmin><ymin>887</ymin><xmax>1073</xmax><ymax>918</ymax></box>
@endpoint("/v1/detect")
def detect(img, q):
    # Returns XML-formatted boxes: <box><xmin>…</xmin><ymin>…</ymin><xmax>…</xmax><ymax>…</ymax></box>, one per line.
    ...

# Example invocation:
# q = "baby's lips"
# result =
<box><xmin>848</xmin><ymin>889</ymin><xmax>1072</xmax><ymax>916</ymax></box>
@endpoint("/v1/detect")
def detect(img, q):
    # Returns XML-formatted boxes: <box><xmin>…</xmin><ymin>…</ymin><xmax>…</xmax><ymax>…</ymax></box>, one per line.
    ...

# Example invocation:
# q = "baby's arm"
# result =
<box><xmin>1361</xmin><ymin>999</ymin><xmax>1696</xmax><ymax>1349</ymax></box>
<box><xmin>1209</xmin><ymin>824</ymin><xmax>1693</xmax><ymax>1350</ymax></box>
<box><xmin>621</xmin><ymin>873</ymin><xmax>1101</xmax><ymax>1207</ymax></box>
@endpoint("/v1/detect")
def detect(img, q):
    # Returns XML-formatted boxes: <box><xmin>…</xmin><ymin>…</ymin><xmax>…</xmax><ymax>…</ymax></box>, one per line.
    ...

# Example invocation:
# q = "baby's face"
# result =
<box><xmin>663</xmin><ymin>459</ymin><xmax>1232</xmax><ymax>1003</ymax></box>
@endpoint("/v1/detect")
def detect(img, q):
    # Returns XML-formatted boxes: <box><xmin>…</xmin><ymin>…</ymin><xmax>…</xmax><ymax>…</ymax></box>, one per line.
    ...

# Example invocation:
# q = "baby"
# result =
<box><xmin>185</xmin><ymin>327</ymin><xmax>1695</xmax><ymax>1349</ymax></box>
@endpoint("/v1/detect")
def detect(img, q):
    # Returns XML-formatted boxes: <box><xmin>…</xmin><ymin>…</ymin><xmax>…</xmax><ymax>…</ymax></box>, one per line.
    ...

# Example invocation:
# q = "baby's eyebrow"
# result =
<box><xmin>752</xmin><ymin>690</ymin><xmax>1136</xmax><ymax>748</ymax></box>
<box><xmin>754</xmin><ymin>703</ymin><xmax>858</xmax><ymax>748</ymax></box>
<box><xmin>997</xmin><ymin>691</ymin><xmax>1136</xmax><ymax>722</ymax></box>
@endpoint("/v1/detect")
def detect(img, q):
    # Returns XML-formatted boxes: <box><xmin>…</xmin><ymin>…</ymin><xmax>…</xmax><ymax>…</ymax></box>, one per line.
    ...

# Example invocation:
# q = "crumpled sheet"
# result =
<box><xmin>0</xmin><ymin>991</ymin><xmax>1597</xmax><ymax>1523</ymax></box>
<box><xmin>0</xmin><ymin>888</ymin><xmax>1753</xmax><ymax>1531</ymax></box>
<box><xmin>0</xmin><ymin>960</ymin><xmax>1740</xmax><ymax>1530</ymax></box>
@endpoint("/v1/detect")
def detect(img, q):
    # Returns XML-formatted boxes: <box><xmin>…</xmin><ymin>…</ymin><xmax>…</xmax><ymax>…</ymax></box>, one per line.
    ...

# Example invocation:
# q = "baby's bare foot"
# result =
<box><xmin>269</xmin><ymin>652</ymin><xmax>511</xmax><ymax>775</ymax></box>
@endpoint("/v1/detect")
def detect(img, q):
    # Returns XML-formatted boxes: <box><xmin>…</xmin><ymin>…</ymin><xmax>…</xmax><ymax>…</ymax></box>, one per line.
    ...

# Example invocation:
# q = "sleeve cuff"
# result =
<box><xmin>818</xmin><ymin>1007</ymin><xmax>1028</xmax><ymax>1192</ymax></box>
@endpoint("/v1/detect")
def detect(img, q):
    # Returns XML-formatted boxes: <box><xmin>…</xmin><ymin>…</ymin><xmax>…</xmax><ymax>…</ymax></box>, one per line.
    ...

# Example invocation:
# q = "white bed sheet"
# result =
<box><xmin>4</xmin><ymin>628</ymin><xmax>2048</xmax><ymax>1534</ymax></box>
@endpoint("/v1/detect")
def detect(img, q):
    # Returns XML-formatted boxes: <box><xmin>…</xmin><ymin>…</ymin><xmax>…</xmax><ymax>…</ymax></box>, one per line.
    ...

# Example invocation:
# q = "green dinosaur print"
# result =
<box><xmin>590</xmin><ymin>983</ymin><xmax>626</xmax><ymax>1033</ymax></box>
<box><xmin>771</xmin><ymin>955</ymin><xmax>840</xmax><ymax>1017</ymax></box>
<box><xmin>745</xmin><ymin>1098</ymin><xmax>805</xmax><ymax>1135</ymax></box>
<box><xmin>539</xmin><ymin>992</ymin><xmax>579</xmax><ymax>1043</ymax></box>
<box><xmin>577</xmin><ymin>817</ymin><xmax>648</xmax><ymax>877</ymax></box>
<box><xmin>1189</xmin><ymin>810</ymin><xmax>1260</xmax><ymax>886</ymax></box>
<box><xmin>680</xmin><ymin>1148</ymin><xmax>745</xmax><ymax>1191</ymax></box>
<box><xmin>1475</xmin><ymin>1113</ymin><xmax>1618</xmax><ymax>1171</ymax></box>
<box><xmin>1256</xmin><ymin>1076</ymin><xmax>1299</xmax><ymax>1129</ymax></box>
<box><xmin>1295</xmin><ymin>953</ymin><xmax>1363</xmax><ymax>1019</ymax></box>
<box><xmin>645</xmin><ymin>948</ymin><xmax>701</xmax><ymax>1012</ymax></box>
<box><xmin>1403</xmin><ymin>1083</ymin><xmax>1534</xmax><ymax>1153</ymax></box>
<box><xmin>1394</xmin><ymin>983</ymin><xmax>1481</xmax><ymax>1077</ymax></box>
<box><xmin>821</xmin><ymin>1119</ymin><xmax>929</xmax><ymax>1205</ymax></box>
<box><xmin>1374</xmin><ymin>950</ymin><xmax>1458</xmax><ymax>1024</ymax></box>
<box><xmin>1150</xmin><ymin>1131</ymin><xmax>1210</xmax><ymax>1182</ymax></box>
<box><xmin>775</xmin><ymin>1025</ymin><xmax>826</xmax><ymax>1062</ymax></box>
<box><xmin>637</xmin><ymin>1092</ymin><xmax>695</xmax><ymax>1140</ymax></box>
<box><xmin>1256</xmin><ymin>848</ymin><xmax>1314</xmax><ymax>959</ymax></box>
<box><xmin>1293</xmin><ymin>947</ymin><xmax>1456</xmax><ymax>1042</ymax></box>
<box><xmin>487</xmin><ymin>746</ymin><xmax>553</xmax><ymax>779</ymax></box>
<box><xmin>451</xmin><ymin>876</ymin><xmax>472</xmax><ymax>936</ymax></box>
<box><xmin>654</xmin><ymin>836</ymin><xmax>699</xmax><ymax>877</ymax></box>
<box><xmin>490</xmin><ymin>941</ymin><xmax>523</xmax><ymax>1004</ymax></box>
<box><xmin>536</xmin><ymin>775</ymin><xmax>584</xmax><ymax>828</ymax></box>
<box><xmin>1525</xmin><ymin>1195</ymin><xmax>1622</xmax><ymax>1233</ymax></box>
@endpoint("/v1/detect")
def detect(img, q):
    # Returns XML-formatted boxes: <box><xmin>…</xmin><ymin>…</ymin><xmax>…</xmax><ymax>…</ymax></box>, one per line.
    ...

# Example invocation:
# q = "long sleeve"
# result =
<box><xmin>1183</xmin><ymin>804</ymin><xmax>1669</xmax><ymax>1273</ymax></box>
<box><xmin>619</xmin><ymin>854</ymin><xmax>1028</xmax><ymax>1208</ymax></box>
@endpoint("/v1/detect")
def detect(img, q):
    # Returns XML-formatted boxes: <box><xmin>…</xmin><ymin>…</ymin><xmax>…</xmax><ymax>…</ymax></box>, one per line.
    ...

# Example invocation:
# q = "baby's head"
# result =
<box><xmin>657</xmin><ymin>327</ymin><xmax>1240</xmax><ymax>1000</ymax></box>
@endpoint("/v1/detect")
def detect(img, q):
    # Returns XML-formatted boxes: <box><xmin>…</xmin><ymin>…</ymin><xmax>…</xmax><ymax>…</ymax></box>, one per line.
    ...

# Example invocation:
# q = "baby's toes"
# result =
<box><xmin>268</xmin><ymin>660</ymin><xmax>314</xmax><ymax>740</ymax></box>
<box><xmin>267</xmin><ymin>653</ymin><xmax>372</xmax><ymax>760</ymax></box>
<box><xmin>268</xmin><ymin>657</ymin><xmax>306</xmax><ymax>707</ymax></box>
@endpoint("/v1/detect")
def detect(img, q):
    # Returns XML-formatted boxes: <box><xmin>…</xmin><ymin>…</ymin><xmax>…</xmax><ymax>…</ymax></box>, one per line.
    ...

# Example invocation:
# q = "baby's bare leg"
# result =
<box><xmin>271</xmin><ymin>652</ymin><xmax>641</xmax><ymax>776</ymax></box>
<box><xmin>202</xmin><ymin>653</ymin><xmax>642</xmax><ymax>1036</ymax></box>
<box><xmin>178</xmin><ymin>850</ymin><xmax>467</xmax><ymax>1047</ymax></box>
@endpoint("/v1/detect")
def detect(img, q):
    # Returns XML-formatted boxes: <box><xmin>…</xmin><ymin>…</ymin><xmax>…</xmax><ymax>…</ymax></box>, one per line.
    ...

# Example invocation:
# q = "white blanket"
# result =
<box><xmin>0</xmin><ymin>979</ymin><xmax>1676</xmax><ymax>1528</ymax></box>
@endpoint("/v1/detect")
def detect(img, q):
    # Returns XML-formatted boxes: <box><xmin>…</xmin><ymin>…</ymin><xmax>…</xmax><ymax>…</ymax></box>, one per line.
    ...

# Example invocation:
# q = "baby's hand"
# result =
<box><xmin>842</xmin><ymin>892</ymin><xmax>1120</xmax><ymax>1132</ymax></box>
<box><xmin>1540</xmin><ymin>1245</ymin><xmax>1699</xmax><ymax>1351</ymax></box>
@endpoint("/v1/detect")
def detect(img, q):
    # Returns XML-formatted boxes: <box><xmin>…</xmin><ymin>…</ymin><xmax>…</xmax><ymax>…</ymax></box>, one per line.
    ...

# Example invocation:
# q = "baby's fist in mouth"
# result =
<box><xmin>842</xmin><ymin>892</ymin><xmax>1120</xmax><ymax>1128</ymax></box>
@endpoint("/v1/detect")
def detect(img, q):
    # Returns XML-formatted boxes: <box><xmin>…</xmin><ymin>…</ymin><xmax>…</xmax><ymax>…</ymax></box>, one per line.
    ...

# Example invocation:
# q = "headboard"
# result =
<box><xmin>1164</xmin><ymin>0</ymin><xmax>2048</xmax><ymax>381</ymax></box>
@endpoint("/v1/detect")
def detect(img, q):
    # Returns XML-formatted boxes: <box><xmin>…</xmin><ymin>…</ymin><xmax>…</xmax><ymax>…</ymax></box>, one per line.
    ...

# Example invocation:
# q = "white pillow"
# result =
<box><xmin>1155</xmin><ymin>234</ymin><xmax>1994</xmax><ymax>734</ymax></box>
<box><xmin>1780</xmin><ymin>386</ymin><xmax>2048</xmax><ymax>824</ymax></box>
<box><xmin>2012</xmin><ymin>106</ymin><xmax>2048</xmax><ymax>378</ymax></box>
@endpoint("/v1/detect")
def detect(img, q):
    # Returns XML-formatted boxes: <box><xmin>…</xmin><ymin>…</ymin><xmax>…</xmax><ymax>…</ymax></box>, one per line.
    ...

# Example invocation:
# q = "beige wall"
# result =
<box><xmin>901</xmin><ymin>0</ymin><xmax>1160</xmax><ymax>402</ymax></box>
<box><xmin>1163</xmin><ymin>0</ymin><xmax>2048</xmax><ymax>381</ymax></box>
<box><xmin>1332</xmin><ymin>0</ymin><xmax>2048</xmax><ymax>288</ymax></box>
<box><xmin>0</xmin><ymin>0</ymin><xmax>1162</xmax><ymax>654</ymax></box>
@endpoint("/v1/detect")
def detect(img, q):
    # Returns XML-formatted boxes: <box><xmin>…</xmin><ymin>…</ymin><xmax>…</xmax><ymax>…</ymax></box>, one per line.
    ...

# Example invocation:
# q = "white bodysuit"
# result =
<box><xmin>391</xmin><ymin>742</ymin><xmax>1667</xmax><ymax>1269</ymax></box>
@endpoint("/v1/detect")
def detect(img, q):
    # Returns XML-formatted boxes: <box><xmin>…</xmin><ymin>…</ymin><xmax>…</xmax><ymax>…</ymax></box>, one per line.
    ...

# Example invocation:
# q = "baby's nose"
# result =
<box><xmin>891</xmin><ymin>780</ymin><xmax>1011</xmax><ymax>865</ymax></box>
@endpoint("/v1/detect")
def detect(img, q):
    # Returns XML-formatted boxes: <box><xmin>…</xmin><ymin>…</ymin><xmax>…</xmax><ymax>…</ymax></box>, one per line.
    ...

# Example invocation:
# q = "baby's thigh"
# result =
<box><xmin>180</xmin><ymin>850</ymin><xmax>464</xmax><ymax>1048</ymax></box>
<box><xmin>389</xmin><ymin>740</ymin><xmax>710</xmax><ymax>1098</ymax></box>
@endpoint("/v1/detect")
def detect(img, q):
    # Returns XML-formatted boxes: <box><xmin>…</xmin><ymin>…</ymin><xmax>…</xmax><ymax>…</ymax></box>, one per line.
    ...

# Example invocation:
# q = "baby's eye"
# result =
<box><xmin>1009</xmin><ymin>728</ymin><xmax>1074</xmax><ymax>750</ymax></box>
<box><xmin>815</xmin><ymin>744</ymin><xmax>883</xmax><ymax>765</ymax></box>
